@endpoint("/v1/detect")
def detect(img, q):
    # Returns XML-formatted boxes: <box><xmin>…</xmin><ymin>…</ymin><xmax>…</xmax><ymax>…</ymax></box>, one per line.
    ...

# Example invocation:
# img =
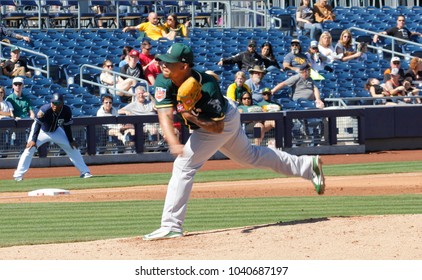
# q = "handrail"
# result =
<box><xmin>349</xmin><ymin>26</ymin><xmax>422</xmax><ymax>60</ymax></box>
<box><xmin>325</xmin><ymin>95</ymin><xmax>422</xmax><ymax>107</ymax></box>
<box><xmin>79</xmin><ymin>64</ymin><xmax>150</xmax><ymax>96</ymax></box>
<box><xmin>0</xmin><ymin>41</ymin><xmax>49</xmax><ymax>78</ymax></box>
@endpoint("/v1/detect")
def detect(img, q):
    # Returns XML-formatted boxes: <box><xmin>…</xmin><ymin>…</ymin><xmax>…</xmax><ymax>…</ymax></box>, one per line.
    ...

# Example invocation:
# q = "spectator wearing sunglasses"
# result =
<box><xmin>306</xmin><ymin>40</ymin><xmax>332</xmax><ymax>73</ymax></box>
<box><xmin>334</xmin><ymin>29</ymin><xmax>363</xmax><ymax>62</ymax></box>
<box><xmin>139</xmin><ymin>40</ymin><xmax>161</xmax><ymax>85</ymax></box>
<box><xmin>283</xmin><ymin>39</ymin><xmax>310</xmax><ymax>73</ymax></box>
<box><xmin>100</xmin><ymin>59</ymin><xmax>137</xmax><ymax>99</ymax></box>
<box><xmin>5</xmin><ymin>77</ymin><xmax>34</xmax><ymax>119</ymax></box>
<box><xmin>384</xmin><ymin>57</ymin><xmax>405</xmax><ymax>82</ymax></box>
<box><xmin>218</xmin><ymin>39</ymin><xmax>264</xmax><ymax>72</ymax></box>
<box><xmin>373</xmin><ymin>15</ymin><xmax>422</xmax><ymax>53</ymax></box>
<box><xmin>163</xmin><ymin>13</ymin><xmax>190</xmax><ymax>40</ymax></box>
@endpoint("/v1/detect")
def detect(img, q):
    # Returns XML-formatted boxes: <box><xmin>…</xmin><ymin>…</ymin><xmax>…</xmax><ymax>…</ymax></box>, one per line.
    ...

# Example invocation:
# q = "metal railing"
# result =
<box><xmin>349</xmin><ymin>26</ymin><xmax>422</xmax><ymax>60</ymax></box>
<box><xmin>79</xmin><ymin>64</ymin><xmax>150</xmax><ymax>96</ymax></box>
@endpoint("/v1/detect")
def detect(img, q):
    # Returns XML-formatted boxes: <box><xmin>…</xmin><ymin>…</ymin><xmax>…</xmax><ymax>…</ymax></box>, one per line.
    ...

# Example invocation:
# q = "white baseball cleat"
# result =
<box><xmin>143</xmin><ymin>228</ymin><xmax>183</xmax><ymax>241</ymax></box>
<box><xmin>80</xmin><ymin>172</ymin><xmax>93</xmax><ymax>179</ymax></box>
<box><xmin>14</xmin><ymin>176</ymin><xmax>23</xmax><ymax>182</ymax></box>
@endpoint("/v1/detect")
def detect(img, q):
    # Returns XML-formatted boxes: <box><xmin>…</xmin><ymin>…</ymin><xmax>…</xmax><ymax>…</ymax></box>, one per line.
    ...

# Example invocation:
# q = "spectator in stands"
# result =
<box><xmin>296</xmin><ymin>0</ymin><xmax>323</xmax><ymax>41</ymax></box>
<box><xmin>364</xmin><ymin>78</ymin><xmax>396</xmax><ymax>105</ymax></box>
<box><xmin>237</xmin><ymin>91</ymin><xmax>265</xmax><ymax>146</ymax></box>
<box><xmin>318</xmin><ymin>31</ymin><xmax>341</xmax><ymax>64</ymax></box>
<box><xmin>245</xmin><ymin>65</ymin><xmax>269</xmax><ymax>104</ymax></box>
<box><xmin>118</xmin><ymin>85</ymin><xmax>160</xmax><ymax>144</ymax></box>
<box><xmin>260</xmin><ymin>42</ymin><xmax>282</xmax><ymax>72</ymax></box>
<box><xmin>100</xmin><ymin>59</ymin><xmax>137</xmax><ymax>99</ymax></box>
<box><xmin>96</xmin><ymin>94</ymin><xmax>134</xmax><ymax>145</ymax></box>
<box><xmin>5</xmin><ymin>77</ymin><xmax>34</xmax><ymax>119</ymax></box>
<box><xmin>306</xmin><ymin>40</ymin><xmax>332</xmax><ymax>72</ymax></box>
<box><xmin>226</xmin><ymin>71</ymin><xmax>250</xmax><ymax>102</ymax></box>
<box><xmin>0</xmin><ymin>25</ymin><xmax>30</xmax><ymax>42</ymax></box>
<box><xmin>404</xmin><ymin>57</ymin><xmax>422</xmax><ymax>84</ymax></box>
<box><xmin>373</xmin><ymin>15</ymin><xmax>422</xmax><ymax>53</ymax></box>
<box><xmin>3</xmin><ymin>46</ymin><xmax>32</xmax><ymax>78</ymax></box>
<box><xmin>271</xmin><ymin>65</ymin><xmax>325</xmax><ymax>109</ymax></box>
<box><xmin>122</xmin><ymin>12</ymin><xmax>167</xmax><ymax>41</ymax></box>
<box><xmin>163</xmin><ymin>13</ymin><xmax>190</xmax><ymax>40</ymax></box>
<box><xmin>283</xmin><ymin>39</ymin><xmax>310</xmax><ymax>73</ymax></box>
<box><xmin>0</xmin><ymin>86</ymin><xmax>14</xmax><ymax>119</ymax></box>
<box><xmin>384</xmin><ymin>57</ymin><xmax>405</xmax><ymax>82</ymax></box>
<box><xmin>257</xmin><ymin>87</ymin><xmax>281</xmax><ymax>146</ymax></box>
<box><xmin>217</xmin><ymin>39</ymin><xmax>263</xmax><ymax>72</ymax></box>
<box><xmin>335</xmin><ymin>30</ymin><xmax>364</xmax><ymax>62</ymax></box>
<box><xmin>313</xmin><ymin>0</ymin><xmax>335</xmax><ymax>23</ymax></box>
<box><xmin>138</xmin><ymin>40</ymin><xmax>161</xmax><ymax>86</ymax></box>
<box><xmin>120</xmin><ymin>49</ymin><xmax>145</xmax><ymax>102</ymax></box>
<box><xmin>119</xmin><ymin>45</ymin><xmax>133</xmax><ymax>68</ymax></box>
<box><xmin>384</xmin><ymin>68</ymin><xmax>419</xmax><ymax>104</ymax></box>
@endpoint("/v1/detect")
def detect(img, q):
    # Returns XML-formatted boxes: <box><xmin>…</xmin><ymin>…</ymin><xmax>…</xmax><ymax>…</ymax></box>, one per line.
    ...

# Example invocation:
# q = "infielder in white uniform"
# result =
<box><xmin>13</xmin><ymin>93</ymin><xmax>92</xmax><ymax>181</ymax></box>
<box><xmin>143</xmin><ymin>43</ymin><xmax>325</xmax><ymax>241</ymax></box>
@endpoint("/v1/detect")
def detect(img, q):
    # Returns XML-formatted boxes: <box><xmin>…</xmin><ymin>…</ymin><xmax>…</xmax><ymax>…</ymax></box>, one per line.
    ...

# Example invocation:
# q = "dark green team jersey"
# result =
<box><xmin>154</xmin><ymin>70</ymin><xmax>228</xmax><ymax>130</ymax></box>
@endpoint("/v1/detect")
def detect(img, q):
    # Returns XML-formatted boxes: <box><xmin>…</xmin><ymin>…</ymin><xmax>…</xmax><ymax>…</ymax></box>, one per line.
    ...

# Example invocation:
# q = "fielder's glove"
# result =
<box><xmin>176</xmin><ymin>77</ymin><xmax>202</xmax><ymax>113</ymax></box>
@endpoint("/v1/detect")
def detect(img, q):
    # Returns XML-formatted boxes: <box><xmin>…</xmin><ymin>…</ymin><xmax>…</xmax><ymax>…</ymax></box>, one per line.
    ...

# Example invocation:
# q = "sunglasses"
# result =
<box><xmin>242</xmin><ymin>97</ymin><xmax>252</xmax><ymax>100</ymax></box>
<box><xmin>291</xmin><ymin>43</ymin><xmax>300</xmax><ymax>46</ymax></box>
<box><xmin>248</xmin><ymin>45</ymin><xmax>256</xmax><ymax>48</ymax></box>
<box><xmin>262</xmin><ymin>92</ymin><xmax>271</xmax><ymax>95</ymax></box>
<box><xmin>13</xmin><ymin>83</ymin><xmax>23</xmax><ymax>86</ymax></box>
<box><xmin>52</xmin><ymin>101</ymin><xmax>62</xmax><ymax>106</ymax></box>
<box><xmin>393</xmin><ymin>61</ymin><xmax>401</xmax><ymax>65</ymax></box>
<box><xmin>105</xmin><ymin>64</ymin><xmax>113</xmax><ymax>68</ymax></box>
<box><xmin>167</xmin><ymin>18</ymin><xmax>173</xmax><ymax>21</ymax></box>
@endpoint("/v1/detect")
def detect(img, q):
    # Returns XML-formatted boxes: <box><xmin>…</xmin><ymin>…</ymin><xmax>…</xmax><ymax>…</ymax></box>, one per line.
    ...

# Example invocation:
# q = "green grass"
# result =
<box><xmin>1</xmin><ymin>195</ymin><xmax>422</xmax><ymax>247</ymax></box>
<box><xmin>1</xmin><ymin>160</ymin><xmax>422</xmax><ymax>247</ymax></box>
<box><xmin>1</xmin><ymin>161</ymin><xmax>422</xmax><ymax>192</ymax></box>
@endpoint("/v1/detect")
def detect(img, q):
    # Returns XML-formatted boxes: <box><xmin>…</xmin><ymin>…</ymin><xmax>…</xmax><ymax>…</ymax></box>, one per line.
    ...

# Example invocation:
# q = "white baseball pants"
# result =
<box><xmin>160</xmin><ymin>99</ymin><xmax>314</xmax><ymax>232</ymax></box>
<box><xmin>13</xmin><ymin>123</ymin><xmax>90</xmax><ymax>179</ymax></box>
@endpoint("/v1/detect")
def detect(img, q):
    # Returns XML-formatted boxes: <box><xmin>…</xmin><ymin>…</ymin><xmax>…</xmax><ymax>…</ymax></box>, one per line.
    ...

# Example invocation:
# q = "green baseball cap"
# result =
<box><xmin>156</xmin><ymin>43</ymin><xmax>194</xmax><ymax>66</ymax></box>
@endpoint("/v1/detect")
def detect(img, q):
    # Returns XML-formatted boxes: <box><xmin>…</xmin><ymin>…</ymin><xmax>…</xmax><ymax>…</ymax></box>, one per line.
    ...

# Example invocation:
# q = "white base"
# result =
<box><xmin>28</xmin><ymin>188</ymin><xmax>70</xmax><ymax>196</ymax></box>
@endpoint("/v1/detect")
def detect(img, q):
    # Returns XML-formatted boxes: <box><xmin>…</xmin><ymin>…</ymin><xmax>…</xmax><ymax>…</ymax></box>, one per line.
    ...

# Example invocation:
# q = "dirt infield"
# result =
<box><xmin>0</xmin><ymin>150</ymin><xmax>422</xmax><ymax>259</ymax></box>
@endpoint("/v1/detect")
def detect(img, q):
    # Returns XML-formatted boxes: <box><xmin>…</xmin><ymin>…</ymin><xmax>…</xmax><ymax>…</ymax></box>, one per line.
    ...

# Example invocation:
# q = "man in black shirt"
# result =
<box><xmin>373</xmin><ymin>15</ymin><xmax>422</xmax><ymax>53</ymax></box>
<box><xmin>217</xmin><ymin>39</ymin><xmax>263</xmax><ymax>72</ymax></box>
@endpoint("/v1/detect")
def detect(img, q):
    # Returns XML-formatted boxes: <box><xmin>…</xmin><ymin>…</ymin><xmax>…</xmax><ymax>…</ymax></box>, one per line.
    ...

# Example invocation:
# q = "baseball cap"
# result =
<box><xmin>262</xmin><ymin>87</ymin><xmax>272</xmax><ymax>94</ymax></box>
<box><xmin>291</xmin><ymin>39</ymin><xmax>301</xmax><ymax>45</ymax></box>
<box><xmin>391</xmin><ymin>57</ymin><xmax>401</xmax><ymax>63</ymax></box>
<box><xmin>310</xmin><ymin>41</ymin><xmax>318</xmax><ymax>48</ymax></box>
<box><xmin>248</xmin><ymin>65</ymin><xmax>267</xmax><ymax>74</ymax></box>
<box><xmin>129</xmin><ymin>49</ymin><xmax>140</xmax><ymax>57</ymax></box>
<box><xmin>11</xmin><ymin>46</ymin><xmax>21</xmax><ymax>52</ymax></box>
<box><xmin>156</xmin><ymin>43</ymin><xmax>194</xmax><ymax>66</ymax></box>
<box><xmin>391</xmin><ymin>67</ymin><xmax>399</xmax><ymax>76</ymax></box>
<box><xmin>248</xmin><ymin>39</ymin><xmax>256</xmax><ymax>47</ymax></box>
<box><xmin>12</xmin><ymin>77</ymin><xmax>24</xmax><ymax>84</ymax></box>
<box><xmin>50</xmin><ymin>93</ymin><xmax>64</xmax><ymax>103</ymax></box>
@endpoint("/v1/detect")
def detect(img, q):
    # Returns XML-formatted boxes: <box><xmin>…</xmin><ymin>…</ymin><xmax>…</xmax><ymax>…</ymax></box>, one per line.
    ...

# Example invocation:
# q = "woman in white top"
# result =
<box><xmin>318</xmin><ymin>31</ymin><xmax>338</xmax><ymax>64</ymax></box>
<box><xmin>0</xmin><ymin>86</ymin><xmax>14</xmax><ymax>119</ymax></box>
<box><xmin>100</xmin><ymin>59</ymin><xmax>136</xmax><ymax>99</ymax></box>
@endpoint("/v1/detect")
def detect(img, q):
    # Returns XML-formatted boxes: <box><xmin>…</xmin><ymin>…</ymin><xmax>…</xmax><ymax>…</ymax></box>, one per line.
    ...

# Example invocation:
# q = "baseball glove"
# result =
<box><xmin>176</xmin><ymin>77</ymin><xmax>202</xmax><ymax>113</ymax></box>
